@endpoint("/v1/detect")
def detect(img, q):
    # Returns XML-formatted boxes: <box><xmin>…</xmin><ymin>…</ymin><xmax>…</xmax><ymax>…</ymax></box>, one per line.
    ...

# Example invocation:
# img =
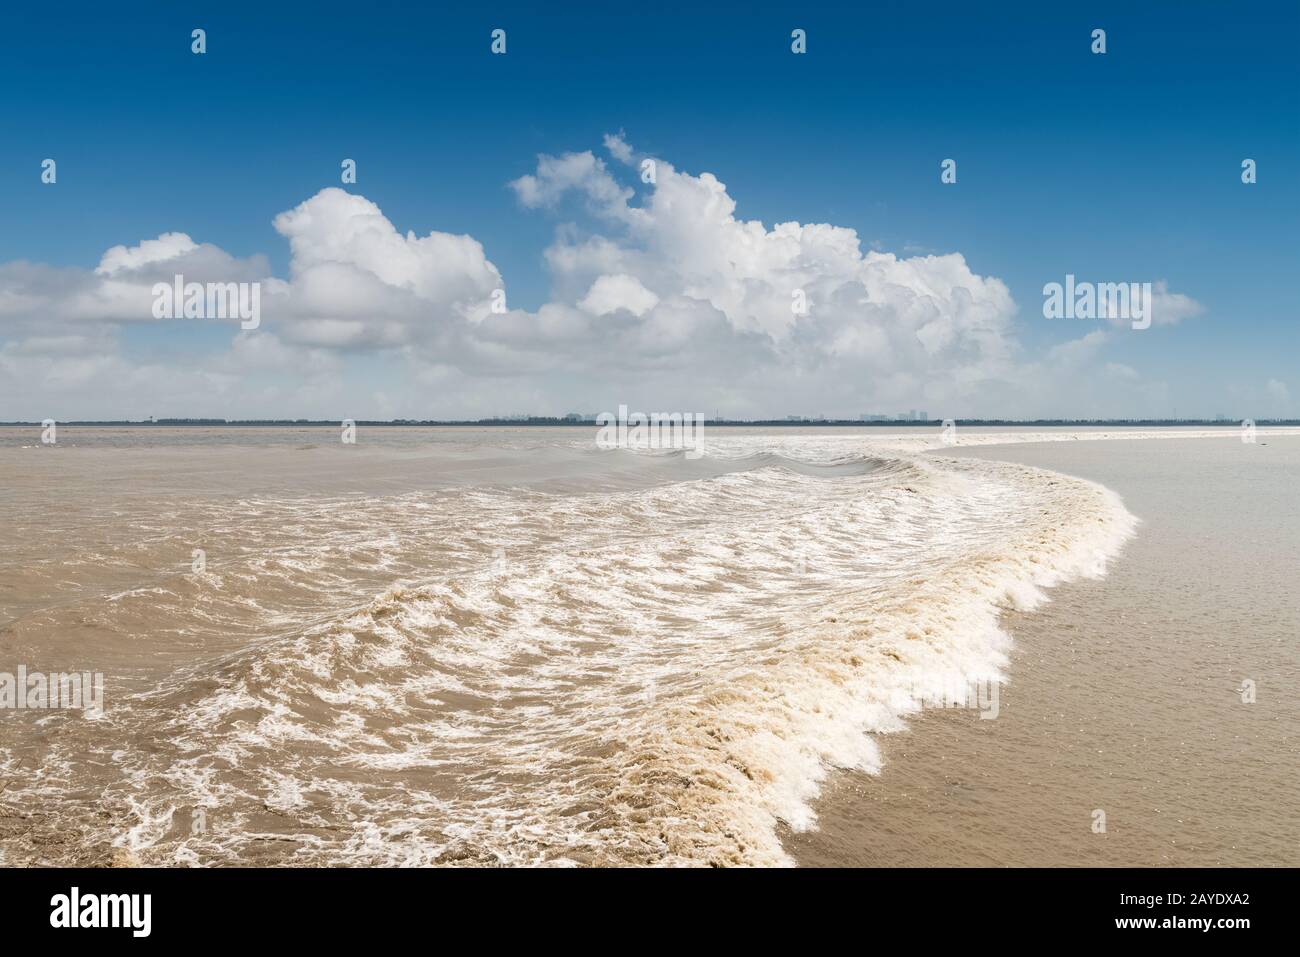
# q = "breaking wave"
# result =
<box><xmin>0</xmin><ymin>435</ymin><xmax>1135</xmax><ymax>866</ymax></box>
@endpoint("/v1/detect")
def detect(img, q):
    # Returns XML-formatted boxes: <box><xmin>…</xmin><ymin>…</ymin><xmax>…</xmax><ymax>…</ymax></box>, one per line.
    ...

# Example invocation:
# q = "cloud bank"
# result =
<box><xmin>0</xmin><ymin>135</ymin><xmax>1223</xmax><ymax>421</ymax></box>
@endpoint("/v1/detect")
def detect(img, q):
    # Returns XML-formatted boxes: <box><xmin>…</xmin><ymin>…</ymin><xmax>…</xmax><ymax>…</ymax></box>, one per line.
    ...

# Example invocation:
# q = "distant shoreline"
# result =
<box><xmin>3</xmin><ymin>419</ymin><xmax>1296</xmax><ymax>428</ymax></box>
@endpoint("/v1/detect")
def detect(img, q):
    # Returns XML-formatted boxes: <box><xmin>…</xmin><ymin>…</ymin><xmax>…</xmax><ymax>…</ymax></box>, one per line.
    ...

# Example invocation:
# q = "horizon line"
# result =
<box><xmin>4</xmin><ymin>418</ymin><xmax>1296</xmax><ymax>428</ymax></box>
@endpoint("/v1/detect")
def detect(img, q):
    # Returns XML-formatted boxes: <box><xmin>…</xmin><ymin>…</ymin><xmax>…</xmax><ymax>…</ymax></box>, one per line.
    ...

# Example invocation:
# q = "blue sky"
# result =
<box><xmin>0</xmin><ymin>1</ymin><xmax>1295</xmax><ymax>420</ymax></box>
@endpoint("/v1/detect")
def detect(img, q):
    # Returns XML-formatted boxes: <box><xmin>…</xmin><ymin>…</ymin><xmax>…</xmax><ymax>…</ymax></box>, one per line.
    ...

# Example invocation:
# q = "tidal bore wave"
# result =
<box><xmin>0</xmin><ymin>435</ymin><xmax>1135</xmax><ymax>866</ymax></box>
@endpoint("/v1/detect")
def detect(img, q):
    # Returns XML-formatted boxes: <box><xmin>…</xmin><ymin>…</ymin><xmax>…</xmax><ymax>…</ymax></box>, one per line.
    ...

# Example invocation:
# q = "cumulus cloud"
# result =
<box><xmin>274</xmin><ymin>189</ymin><xmax>499</xmax><ymax>305</ymax></box>
<box><xmin>578</xmin><ymin>274</ymin><xmax>659</xmax><ymax>316</ymax></box>
<box><xmin>1048</xmin><ymin>330</ymin><xmax>1109</xmax><ymax>367</ymax></box>
<box><xmin>503</xmin><ymin>138</ymin><xmax>1021</xmax><ymax>412</ymax></box>
<box><xmin>95</xmin><ymin>233</ymin><xmax>199</xmax><ymax>276</ymax></box>
<box><xmin>0</xmin><ymin>231</ymin><xmax>272</xmax><ymax>335</ymax></box>
<box><xmin>1090</xmin><ymin>279</ymin><xmax>1204</xmax><ymax>329</ymax></box>
<box><xmin>1148</xmin><ymin>281</ymin><xmax>1205</xmax><ymax>327</ymax></box>
<box><xmin>0</xmin><ymin>134</ymin><xmax>1207</xmax><ymax>419</ymax></box>
<box><xmin>270</xmin><ymin>188</ymin><xmax>502</xmax><ymax>348</ymax></box>
<box><xmin>96</xmin><ymin>232</ymin><xmax>271</xmax><ymax>286</ymax></box>
<box><xmin>602</xmin><ymin>131</ymin><xmax>634</xmax><ymax>164</ymax></box>
<box><xmin>509</xmin><ymin>152</ymin><xmax>633</xmax><ymax>219</ymax></box>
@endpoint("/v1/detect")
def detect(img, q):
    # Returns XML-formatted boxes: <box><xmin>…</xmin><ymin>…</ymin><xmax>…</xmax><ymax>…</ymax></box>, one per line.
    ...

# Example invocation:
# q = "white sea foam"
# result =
<box><xmin>2</xmin><ymin>431</ymin><xmax>1142</xmax><ymax>866</ymax></box>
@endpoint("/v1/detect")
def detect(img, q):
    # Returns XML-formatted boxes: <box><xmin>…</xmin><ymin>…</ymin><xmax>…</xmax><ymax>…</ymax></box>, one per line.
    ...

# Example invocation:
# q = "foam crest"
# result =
<box><xmin>1</xmin><ymin>438</ymin><xmax>1135</xmax><ymax>866</ymax></box>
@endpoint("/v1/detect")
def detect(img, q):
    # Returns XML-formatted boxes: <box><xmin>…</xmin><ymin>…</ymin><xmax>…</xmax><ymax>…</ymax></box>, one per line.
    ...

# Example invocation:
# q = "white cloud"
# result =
<box><xmin>1048</xmin><ymin>330</ymin><xmax>1109</xmax><ymax>366</ymax></box>
<box><xmin>271</xmin><ymin>188</ymin><xmax>501</xmax><ymax>346</ymax></box>
<box><xmin>95</xmin><ymin>233</ymin><xmax>198</xmax><ymax>276</ymax></box>
<box><xmin>578</xmin><ymin>274</ymin><xmax>659</xmax><ymax>316</ymax></box>
<box><xmin>603</xmin><ymin>132</ymin><xmax>634</xmax><ymax>164</ymax></box>
<box><xmin>0</xmin><ymin>136</ymin><xmax>1208</xmax><ymax>419</ymax></box>
<box><xmin>1149</xmin><ymin>281</ymin><xmax>1204</xmax><ymax>326</ymax></box>
<box><xmin>1097</xmin><ymin>279</ymin><xmax>1204</xmax><ymax>329</ymax></box>
<box><xmin>508</xmin><ymin>152</ymin><xmax>633</xmax><ymax>220</ymax></box>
